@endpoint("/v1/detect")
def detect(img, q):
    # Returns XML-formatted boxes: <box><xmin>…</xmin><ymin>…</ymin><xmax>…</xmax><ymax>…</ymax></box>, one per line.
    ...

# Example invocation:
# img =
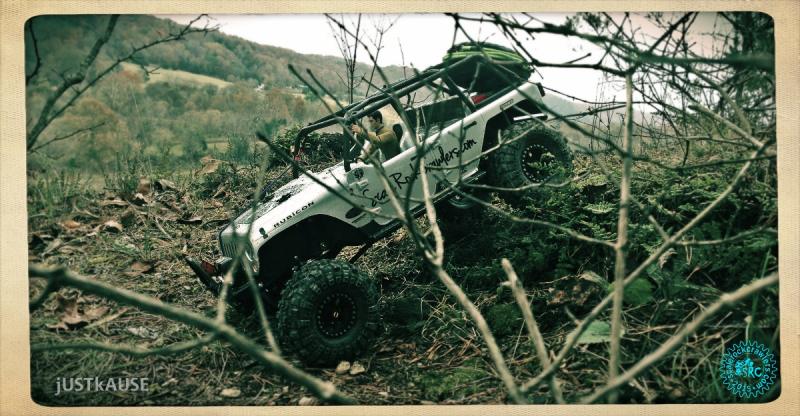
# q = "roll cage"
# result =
<box><xmin>290</xmin><ymin>54</ymin><xmax>535</xmax><ymax>176</ymax></box>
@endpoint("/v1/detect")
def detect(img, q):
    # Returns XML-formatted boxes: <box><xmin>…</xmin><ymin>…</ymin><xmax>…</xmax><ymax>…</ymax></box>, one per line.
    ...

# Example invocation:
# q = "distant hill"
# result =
<box><xmin>119</xmin><ymin>62</ymin><xmax>233</xmax><ymax>88</ymax></box>
<box><xmin>24</xmin><ymin>14</ymin><xmax>415</xmax><ymax>171</ymax></box>
<box><xmin>24</xmin><ymin>14</ymin><xmax>623</xmax><ymax>171</ymax></box>
<box><xmin>25</xmin><ymin>15</ymin><xmax>409</xmax><ymax>98</ymax></box>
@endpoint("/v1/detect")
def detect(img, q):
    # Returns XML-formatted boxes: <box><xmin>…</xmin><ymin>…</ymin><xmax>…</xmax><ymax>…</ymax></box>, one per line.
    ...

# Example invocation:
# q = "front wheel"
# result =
<box><xmin>487</xmin><ymin>122</ymin><xmax>573</xmax><ymax>202</ymax></box>
<box><xmin>276</xmin><ymin>259</ymin><xmax>380</xmax><ymax>366</ymax></box>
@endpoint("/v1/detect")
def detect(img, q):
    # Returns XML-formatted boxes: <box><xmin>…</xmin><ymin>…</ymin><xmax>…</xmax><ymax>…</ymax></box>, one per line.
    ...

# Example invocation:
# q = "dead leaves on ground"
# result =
<box><xmin>124</xmin><ymin>260</ymin><xmax>155</xmax><ymax>277</ymax></box>
<box><xmin>198</xmin><ymin>156</ymin><xmax>220</xmax><ymax>175</ymax></box>
<box><xmin>46</xmin><ymin>293</ymin><xmax>110</xmax><ymax>331</ymax></box>
<box><xmin>102</xmin><ymin>219</ymin><xmax>124</xmax><ymax>233</ymax></box>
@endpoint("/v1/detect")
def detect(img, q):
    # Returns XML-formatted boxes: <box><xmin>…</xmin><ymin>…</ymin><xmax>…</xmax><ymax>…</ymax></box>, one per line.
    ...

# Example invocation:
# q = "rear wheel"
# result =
<box><xmin>487</xmin><ymin>122</ymin><xmax>572</xmax><ymax>202</ymax></box>
<box><xmin>435</xmin><ymin>185</ymin><xmax>490</xmax><ymax>238</ymax></box>
<box><xmin>276</xmin><ymin>259</ymin><xmax>380</xmax><ymax>366</ymax></box>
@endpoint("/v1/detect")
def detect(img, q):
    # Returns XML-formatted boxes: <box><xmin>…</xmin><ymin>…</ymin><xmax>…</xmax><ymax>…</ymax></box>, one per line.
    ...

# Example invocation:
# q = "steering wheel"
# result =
<box><xmin>343</xmin><ymin>111</ymin><xmax>368</xmax><ymax>167</ymax></box>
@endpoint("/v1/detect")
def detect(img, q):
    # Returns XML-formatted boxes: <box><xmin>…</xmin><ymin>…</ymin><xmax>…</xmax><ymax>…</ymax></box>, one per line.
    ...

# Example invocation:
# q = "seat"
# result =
<box><xmin>394</xmin><ymin>123</ymin><xmax>414</xmax><ymax>151</ymax></box>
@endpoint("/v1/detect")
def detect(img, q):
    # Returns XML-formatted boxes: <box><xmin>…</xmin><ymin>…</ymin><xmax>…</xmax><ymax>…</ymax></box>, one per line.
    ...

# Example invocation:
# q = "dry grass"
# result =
<box><xmin>27</xmin><ymin>147</ymin><xmax>778</xmax><ymax>405</ymax></box>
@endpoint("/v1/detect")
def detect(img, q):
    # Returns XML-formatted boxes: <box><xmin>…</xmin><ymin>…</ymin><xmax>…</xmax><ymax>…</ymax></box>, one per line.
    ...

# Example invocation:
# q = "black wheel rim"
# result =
<box><xmin>448</xmin><ymin>191</ymin><xmax>475</xmax><ymax>210</ymax></box>
<box><xmin>521</xmin><ymin>143</ymin><xmax>559</xmax><ymax>183</ymax></box>
<box><xmin>316</xmin><ymin>292</ymin><xmax>358</xmax><ymax>339</ymax></box>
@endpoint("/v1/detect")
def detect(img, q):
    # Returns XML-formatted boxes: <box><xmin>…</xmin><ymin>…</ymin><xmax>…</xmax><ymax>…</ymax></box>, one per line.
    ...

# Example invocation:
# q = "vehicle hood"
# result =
<box><xmin>231</xmin><ymin>162</ymin><xmax>347</xmax><ymax>227</ymax></box>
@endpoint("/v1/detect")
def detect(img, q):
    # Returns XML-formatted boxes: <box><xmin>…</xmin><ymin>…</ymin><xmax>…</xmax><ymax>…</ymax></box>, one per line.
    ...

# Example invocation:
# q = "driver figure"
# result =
<box><xmin>350</xmin><ymin>110</ymin><xmax>401</xmax><ymax>162</ymax></box>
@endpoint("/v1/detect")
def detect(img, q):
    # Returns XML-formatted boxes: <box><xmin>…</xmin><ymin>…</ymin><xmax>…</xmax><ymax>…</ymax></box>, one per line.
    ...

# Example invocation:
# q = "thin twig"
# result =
<box><xmin>582</xmin><ymin>272</ymin><xmax>778</xmax><ymax>403</ymax></box>
<box><xmin>501</xmin><ymin>259</ymin><xmax>564</xmax><ymax>403</ymax></box>
<box><xmin>31</xmin><ymin>334</ymin><xmax>218</xmax><ymax>357</ymax></box>
<box><xmin>607</xmin><ymin>73</ymin><xmax>634</xmax><ymax>404</ymax></box>
<box><xmin>28</xmin><ymin>264</ymin><xmax>356</xmax><ymax>404</ymax></box>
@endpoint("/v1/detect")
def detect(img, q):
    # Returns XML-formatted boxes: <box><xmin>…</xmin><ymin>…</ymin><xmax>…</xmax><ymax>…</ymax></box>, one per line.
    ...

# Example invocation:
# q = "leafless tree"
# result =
<box><xmin>326</xmin><ymin>13</ymin><xmax>363</xmax><ymax>104</ymax></box>
<box><xmin>25</xmin><ymin>14</ymin><xmax>218</xmax><ymax>152</ymax></box>
<box><xmin>30</xmin><ymin>12</ymin><xmax>777</xmax><ymax>405</ymax></box>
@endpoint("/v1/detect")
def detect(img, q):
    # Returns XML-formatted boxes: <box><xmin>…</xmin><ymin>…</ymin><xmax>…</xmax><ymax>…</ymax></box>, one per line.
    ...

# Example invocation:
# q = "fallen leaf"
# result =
<box><xmin>178</xmin><ymin>215</ymin><xmax>203</xmax><ymax>225</ymax></box>
<box><xmin>136</xmin><ymin>177</ymin><xmax>152</xmax><ymax>195</ymax></box>
<box><xmin>298</xmin><ymin>396</ymin><xmax>317</xmax><ymax>405</ymax></box>
<box><xmin>100</xmin><ymin>199</ymin><xmax>128</xmax><ymax>207</ymax></box>
<box><xmin>42</xmin><ymin>238</ymin><xmax>64</xmax><ymax>256</ymax></box>
<box><xmin>103</xmin><ymin>220</ymin><xmax>124</xmax><ymax>232</ymax></box>
<box><xmin>61</xmin><ymin>220</ymin><xmax>82</xmax><ymax>230</ymax></box>
<box><xmin>127</xmin><ymin>326</ymin><xmax>158</xmax><ymax>339</ymax></box>
<box><xmin>335</xmin><ymin>361</ymin><xmax>351</xmax><ymax>375</ymax></box>
<box><xmin>83</xmin><ymin>305</ymin><xmax>109</xmax><ymax>320</ymax></box>
<box><xmin>349</xmin><ymin>361</ymin><xmax>366</xmax><ymax>375</ymax></box>
<box><xmin>576</xmin><ymin>320</ymin><xmax>614</xmax><ymax>345</ymax></box>
<box><xmin>212</xmin><ymin>186</ymin><xmax>227</xmax><ymax>199</ymax></box>
<box><xmin>198</xmin><ymin>157</ymin><xmax>220</xmax><ymax>175</ymax></box>
<box><xmin>155</xmin><ymin>179</ymin><xmax>178</xmax><ymax>191</ymax></box>
<box><xmin>132</xmin><ymin>193</ymin><xmax>151</xmax><ymax>206</ymax></box>
<box><xmin>220</xmin><ymin>387</ymin><xmax>241</xmax><ymax>398</ymax></box>
<box><xmin>85</xmin><ymin>307</ymin><xmax>128</xmax><ymax>329</ymax></box>
<box><xmin>210</xmin><ymin>200</ymin><xmax>224</xmax><ymax>208</ymax></box>
<box><xmin>124</xmin><ymin>261</ymin><xmax>155</xmax><ymax>277</ymax></box>
<box><xmin>46</xmin><ymin>294</ymin><xmax>106</xmax><ymax>331</ymax></box>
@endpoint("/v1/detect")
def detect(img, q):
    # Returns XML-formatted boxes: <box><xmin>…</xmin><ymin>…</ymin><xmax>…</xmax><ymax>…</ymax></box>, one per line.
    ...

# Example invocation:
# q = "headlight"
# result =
<box><xmin>244</xmin><ymin>245</ymin><xmax>259</xmax><ymax>273</ymax></box>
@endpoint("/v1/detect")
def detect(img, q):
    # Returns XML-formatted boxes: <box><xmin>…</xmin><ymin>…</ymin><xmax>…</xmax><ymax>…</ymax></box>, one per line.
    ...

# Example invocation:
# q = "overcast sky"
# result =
<box><xmin>164</xmin><ymin>13</ymin><xmax>727</xmax><ymax>102</ymax></box>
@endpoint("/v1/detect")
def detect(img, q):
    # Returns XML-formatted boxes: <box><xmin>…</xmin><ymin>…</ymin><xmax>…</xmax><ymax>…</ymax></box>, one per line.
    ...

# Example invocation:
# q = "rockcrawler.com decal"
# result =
<box><xmin>359</xmin><ymin>138</ymin><xmax>479</xmax><ymax>207</ymax></box>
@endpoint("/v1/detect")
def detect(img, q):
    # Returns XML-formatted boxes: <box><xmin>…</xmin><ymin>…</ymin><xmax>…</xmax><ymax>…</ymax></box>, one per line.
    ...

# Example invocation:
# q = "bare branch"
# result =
<box><xmin>521</xmin><ymin>141</ymin><xmax>770</xmax><ymax>394</ymax></box>
<box><xmin>25</xmin><ymin>17</ymin><xmax>42</xmax><ymax>85</ymax></box>
<box><xmin>27</xmin><ymin>15</ymin><xmax>218</xmax><ymax>151</ymax></box>
<box><xmin>582</xmin><ymin>272</ymin><xmax>778</xmax><ymax>403</ymax></box>
<box><xmin>607</xmin><ymin>73</ymin><xmax>634</xmax><ymax>403</ymax></box>
<box><xmin>31</xmin><ymin>334</ymin><xmax>218</xmax><ymax>357</ymax></box>
<box><xmin>28</xmin><ymin>264</ymin><xmax>356</xmax><ymax>404</ymax></box>
<box><xmin>501</xmin><ymin>259</ymin><xmax>564</xmax><ymax>403</ymax></box>
<box><xmin>29</xmin><ymin>121</ymin><xmax>106</xmax><ymax>153</ymax></box>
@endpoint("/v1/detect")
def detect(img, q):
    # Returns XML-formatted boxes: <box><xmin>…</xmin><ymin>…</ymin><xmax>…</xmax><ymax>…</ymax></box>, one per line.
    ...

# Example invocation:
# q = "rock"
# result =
<box><xmin>220</xmin><ymin>387</ymin><xmax>241</xmax><ymax>398</ymax></box>
<box><xmin>335</xmin><ymin>361</ymin><xmax>351</xmax><ymax>375</ymax></box>
<box><xmin>349</xmin><ymin>361</ymin><xmax>366</xmax><ymax>375</ymax></box>
<box><xmin>298</xmin><ymin>396</ymin><xmax>318</xmax><ymax>405</ymax></box>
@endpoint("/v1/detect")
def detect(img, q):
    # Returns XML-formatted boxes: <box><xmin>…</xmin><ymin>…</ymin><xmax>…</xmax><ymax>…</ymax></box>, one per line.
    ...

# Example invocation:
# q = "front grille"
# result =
<box><xmin>221</xmin><ymin>239</ymin><xmax>236</xmax><ymax>258</ymax></box>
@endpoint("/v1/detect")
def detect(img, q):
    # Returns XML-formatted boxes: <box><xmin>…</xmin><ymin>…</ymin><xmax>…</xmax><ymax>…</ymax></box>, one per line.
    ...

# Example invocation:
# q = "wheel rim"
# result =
<box><xmin>521</xmin><ymin>143</ymin><xmax>560</xmax><ymax>183</ymax></box>
<box><xmin>316</xmin><ymin>292</ymin><xmax>358</xmax><ymax>339</ymax></box>
<box><xmin>447</xmin><ymin>191</ymin><xmax>476</xmax><ymax>210</ymax></box>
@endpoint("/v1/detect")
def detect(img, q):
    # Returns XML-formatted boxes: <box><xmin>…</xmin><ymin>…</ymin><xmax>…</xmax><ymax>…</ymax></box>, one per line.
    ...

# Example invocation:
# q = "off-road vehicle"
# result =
<box><xmin>187</xmin><ymin>43</ymin><xmax>573</xmax><ymax>366</ymax></box>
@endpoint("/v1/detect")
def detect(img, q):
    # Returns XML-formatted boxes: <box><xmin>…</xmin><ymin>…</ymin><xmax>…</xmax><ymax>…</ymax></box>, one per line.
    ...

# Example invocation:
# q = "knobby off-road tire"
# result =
<box><xmin>435</xmin><ymin>186</ymin><xmax>490</xmax><ymax>238</ymax></box>
<box><xmin>276</xmin><ymin>259</ymin><xmax>380</xmax><ymax>366</ymax></box>
<box><xmin>487</xmin><ymin>122</ymin><xmax>573</xmax><ymax>202</ymax></box>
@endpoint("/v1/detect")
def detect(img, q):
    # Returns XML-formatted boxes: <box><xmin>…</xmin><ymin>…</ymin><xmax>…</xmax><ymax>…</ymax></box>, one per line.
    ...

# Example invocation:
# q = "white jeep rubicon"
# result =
<box><xmin>187</xmin><ymin>49</ymin><xmax>572</xmax><ymax>366</ymax></box>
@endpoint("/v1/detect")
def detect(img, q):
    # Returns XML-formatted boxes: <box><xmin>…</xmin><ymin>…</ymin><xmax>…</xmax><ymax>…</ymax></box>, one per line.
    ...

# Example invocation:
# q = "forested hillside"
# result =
<box><xmin>24</xmin><ymin>15</ymin><xmax>409</xmax><ymax>172</ymax></box>
<box><xmin>25</xmin><ymin>12</ymin><xmax>778</xmax><ymax>407</ymax></box>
